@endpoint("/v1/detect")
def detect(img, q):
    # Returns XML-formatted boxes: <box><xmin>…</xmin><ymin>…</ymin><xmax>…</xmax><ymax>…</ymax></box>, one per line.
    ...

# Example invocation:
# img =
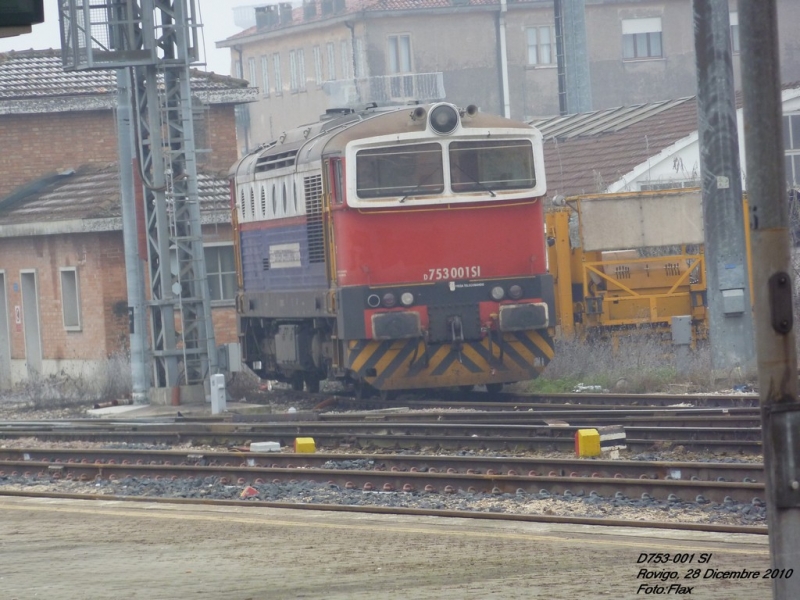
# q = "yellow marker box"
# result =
<box><xmin>575</xmin><ymin>429</ymin><xmax>601</xmax><ymax>457</ymax></box>
<box><xmin>294</xmin><ymin>437</ymin><xmax>316</xmax><ymax>453</ymax></box>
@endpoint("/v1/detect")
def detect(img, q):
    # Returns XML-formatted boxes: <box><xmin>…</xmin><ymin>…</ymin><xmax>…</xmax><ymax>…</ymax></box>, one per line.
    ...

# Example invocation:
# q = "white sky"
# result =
<box><xmin>0</xmin><ymin>0</ymin><xmax>245</xmax><ymax>76</ymax></box>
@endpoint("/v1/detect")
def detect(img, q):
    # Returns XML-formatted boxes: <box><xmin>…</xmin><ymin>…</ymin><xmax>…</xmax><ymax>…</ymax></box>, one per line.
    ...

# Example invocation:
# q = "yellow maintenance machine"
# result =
<box><xmin>545</xmin><ymin>188</ymin><xmax>751</xmax><ymax>343</ymax></box>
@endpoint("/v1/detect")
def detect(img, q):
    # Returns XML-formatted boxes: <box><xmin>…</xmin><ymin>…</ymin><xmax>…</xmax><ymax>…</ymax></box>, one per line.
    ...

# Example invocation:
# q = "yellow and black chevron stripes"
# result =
<box><xmin>346</xmin><ymin>330</ymin><xmax>555</xmax><ymax>391</ymax></box>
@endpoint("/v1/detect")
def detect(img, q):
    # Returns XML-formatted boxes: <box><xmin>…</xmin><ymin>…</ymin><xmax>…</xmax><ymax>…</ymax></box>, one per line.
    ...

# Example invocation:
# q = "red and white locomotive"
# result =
<box><xmin>231</xmin><ymin>102</ymin><xmax>554</xmax><ymax>397</ymax></box>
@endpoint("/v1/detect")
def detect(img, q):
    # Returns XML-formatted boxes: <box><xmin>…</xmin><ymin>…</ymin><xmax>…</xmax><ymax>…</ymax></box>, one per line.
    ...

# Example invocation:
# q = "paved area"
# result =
<box><xmin>0</xmin><ymin>496</ymin><xmax>772</xmax><ymax>599</ymax></box>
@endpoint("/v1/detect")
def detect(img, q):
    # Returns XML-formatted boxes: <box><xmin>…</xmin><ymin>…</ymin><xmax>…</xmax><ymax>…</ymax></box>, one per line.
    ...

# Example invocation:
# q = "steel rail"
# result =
<box><xmin>0</xmin><ymin>448</ymin><xmax>764</xmax><ymax>483</ymax></box>
<box><xmin>0</xmin><ymin>489</ymin><xmax>767</xmax><ymax>535</ymax></box>
<box><xmin>0</xmin><ymin>421</ymin><xmax>765</xmax><ymax>441</ymax></box>
<box><xmin>0</xmin><ymin>459</ymin><xmax>765</xmax><ymax>504</ymax></box>
<box><xmin>0</xmin><ymin>428</ymin><xmax>764</xmax><ymax>453</ymax></box>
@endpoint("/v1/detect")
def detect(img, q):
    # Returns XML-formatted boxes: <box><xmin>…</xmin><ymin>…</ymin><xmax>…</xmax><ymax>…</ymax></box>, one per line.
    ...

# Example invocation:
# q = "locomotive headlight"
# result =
<box><xmin>367</xmin><ymin>294</ymin><xmax>381</xmax><ymax>308</ymax></box>
<box><xmin>400</xmin><ymin>292</ymin><xmax>414</xmax><ymax>306</ymax></box>
<box><xmin>429</xmin><ymin>104</ymin><xmax>459</xmax><ymax>135</ymax></box>
<box><xmin>491</xmin><ymin>286</ymin><xmax>505</xmax><ymax>301</ymax></box>
<box><xmin>382</xmin><ymin>292</ymin><xmax>397</xmax><ymax>308</ymax></box>
<box><xmin>509</xmin><ymin>285</ymin><xmax>523</xmax><ymax>300</ymax></box>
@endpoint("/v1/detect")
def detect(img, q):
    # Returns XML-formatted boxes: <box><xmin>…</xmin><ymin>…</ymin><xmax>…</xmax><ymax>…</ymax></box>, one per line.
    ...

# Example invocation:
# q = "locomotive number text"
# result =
<box><xmin>424</xmin><ymin>266</ymin><xmax>481</xmax><ymax>281</ymax></box>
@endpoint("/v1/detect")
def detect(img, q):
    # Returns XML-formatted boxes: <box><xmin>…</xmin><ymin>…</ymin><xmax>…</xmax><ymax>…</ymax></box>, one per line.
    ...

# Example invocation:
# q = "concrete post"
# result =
<box><xmin>692</xmin><ymin>0</ymin><xmax>756</xmax><ymax>379</ymax></box>
<box><xmin>116</xmin><ymin>68</ymin><xmax>150</xmax><ymax>404</ymax></box>
<box><xmin>738</xmin><ymin>0</ymin><xmax>800</xmax><ymax>595</ymax></box>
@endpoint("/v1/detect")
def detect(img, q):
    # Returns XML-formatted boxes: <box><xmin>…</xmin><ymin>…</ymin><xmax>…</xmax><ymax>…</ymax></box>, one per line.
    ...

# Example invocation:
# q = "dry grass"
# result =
<box><xmin>529</xmin><ymin>335</ymin><xmax>715</xmax><ymax>394</ymax></box>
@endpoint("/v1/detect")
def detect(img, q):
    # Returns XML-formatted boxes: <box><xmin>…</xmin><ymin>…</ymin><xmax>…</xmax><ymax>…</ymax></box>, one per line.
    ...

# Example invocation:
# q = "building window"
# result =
<box><xmin>297</xmin><ymin>49</ymin><xmax>306</xmax><ymax>90</ymax></box>
<box><xmin>260</xmin><ymin>56</ymin><xmax>270</xmax><ymax>97</ymax></box>
<box><xmin>248</xmin><ymin>57</ymin><xmax>257</xmax><ymax>88</ymax></box>
<box><xmin>234</xmin><ymin>60</ymin><xmax>242</xmax><ymax>79</ymax></box>
<box><xmin>527</xmin><ymin>26</ymin><xmax>555</xmax><ymax>65</ymax></box>
<box><xmin>388</xmin><ymin>34</ymin><xmax>412</xmax><ymax>74</ymax></box>
<box><xmin>289</xmin><ymin>50</ymin><xmax>298</xmax><ymax>91</ymax></box>
<box><xmin>326</xmin><ymin>42</ymin><xmax>336</xmax><ymax>80</ymax></box>
<box><xmin>622</xmin><ymin>18</ymin><xmax>663</xmax><ymax>60</ymax></box>
<box><xmin>341</xmin><ymin>40</ymin><xmax>350</xmax><ymax>80</ymax></box>
<box><xmin>204</xmin><ymin>245</ymin><xmax>237</xmax><ymax>302</ymax></box>
<box><xmin>273</xmin><ymin>53</ymin><xmax>283</xmax><ymax>95</ymax></box>
<box><xmin>785</xmin><ymin>114</ymin><xmax>800</xmax><ymax>188</ymax></box>
<box><xmin>313</xmin><ymin>46</ymin><xmax>323</xmax><ymax>85</ymax></box>
<box><xmin>60</xmin><ymin>268</ymin><xmax>81</xmax><ymax>330</ymax></box>
<box><xmin>730</xmin><ymin>12</ymin><xmax>740</xmax><ymax>54</ymax></box>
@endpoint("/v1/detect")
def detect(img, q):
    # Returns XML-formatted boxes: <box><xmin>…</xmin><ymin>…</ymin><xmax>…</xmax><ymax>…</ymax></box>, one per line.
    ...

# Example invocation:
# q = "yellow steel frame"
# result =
<box><xmin>546</xmin><ymin>192</ymin><xmax>753</xmax><ymax>342</ymax></box>
<box><xmin>579</xmin><ymin>253</ymin><xmax>706</xmax><ymax>328</ymax></box>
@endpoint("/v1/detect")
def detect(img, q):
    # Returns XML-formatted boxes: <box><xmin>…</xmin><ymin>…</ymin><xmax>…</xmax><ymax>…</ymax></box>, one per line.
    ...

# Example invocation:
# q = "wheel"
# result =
<box><xmin>378</xmin><ymin>389</ymin><xmax>397</xmax><ymax>402</ymax></box>
<box><xmin>354</xmin><ymin>381</ymin><xmax>371</xmax><ymax>400</ymax></box>
<box><xmin>486</xmin><ymin>383</ymin><xmax>503</xmax><ymax>393</ymax></box>
<box><xmin>458</xmin><ymin>385</ymin><xmax>474</xmax><ymax>393</ymax></box>
<box><xmin>304</xmin><ymin>375</ymin><xmax>321</xmax><ymax>394</ymax></box>
<box><xmin>290</xmin><ymin>374</ymin><xmax>304</xmax><ymax>391</ymax></box>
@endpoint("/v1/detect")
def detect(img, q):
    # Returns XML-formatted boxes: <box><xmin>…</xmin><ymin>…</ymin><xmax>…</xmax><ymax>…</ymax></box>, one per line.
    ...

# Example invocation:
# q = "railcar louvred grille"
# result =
<box><xmin>304</xmin><ymin>174</ymin><xmax>325</xmax><ymax>263</ymax></box>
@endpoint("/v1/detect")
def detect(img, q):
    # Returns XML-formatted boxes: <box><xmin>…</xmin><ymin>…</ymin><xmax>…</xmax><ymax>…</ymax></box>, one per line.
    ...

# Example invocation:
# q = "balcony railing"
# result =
<box><xmin>323</xmin><ymin>72</ymin><xmax>446</xmax><ymax>107</ymax></box>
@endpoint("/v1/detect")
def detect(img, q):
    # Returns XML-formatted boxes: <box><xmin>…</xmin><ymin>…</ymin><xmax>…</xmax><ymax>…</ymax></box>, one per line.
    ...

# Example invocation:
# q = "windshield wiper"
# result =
<box><xmin>452</xmin><ymin>163</ymin><xmax>496</xmax><ymax>197</ymax></box>
<box><xmin>399</xmin><ymin>169</ymin><xmax>443</xmax><ymax>202</ymax></box>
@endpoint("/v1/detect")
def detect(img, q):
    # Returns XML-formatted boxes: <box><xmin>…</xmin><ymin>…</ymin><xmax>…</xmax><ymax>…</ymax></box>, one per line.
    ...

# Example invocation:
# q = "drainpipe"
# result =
<box><xmin>345</xmin><ymin>21</ymin><xmax>361</xmax><ymax>104</ymax></box>
<box><xmin>498</xmin><ymin>0</ymin><xmax>511</xmax><ymax>118</ymax></box>
<box><xmin>234</xmin><ymin>45</ymin><xmax>250</xmax><ymax>152</ymax></box>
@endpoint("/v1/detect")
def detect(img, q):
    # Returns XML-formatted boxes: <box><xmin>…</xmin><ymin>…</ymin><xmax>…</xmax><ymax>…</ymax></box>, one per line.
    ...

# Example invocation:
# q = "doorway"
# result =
<box><xmin>20</xmin><ymin>270</ymin><xmax>42</xmax><ymax>377</ymax></box>
<box><xmin>0</xmin><ymin>272</ymin><xmax>10</xmax><ymax>389</ymax></box>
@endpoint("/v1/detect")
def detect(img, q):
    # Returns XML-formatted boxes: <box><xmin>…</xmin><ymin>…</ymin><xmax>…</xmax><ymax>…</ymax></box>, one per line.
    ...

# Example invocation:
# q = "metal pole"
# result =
<box><xmin>562</xmin><ymin>0</ymin><xmax>591</xmax><ymax>114</ymax></box>
<box><xmin>693</xmin><ymin>0</ymin><xmax>755</xmax><ymax>378</ymax></box>
<box><xmin>738</xmin><ymin>0</ymin><xmax>800</xmax><ymax>595</ymax></box>
<box><xmin>498</xmin><ymin>0</ymin><xmax>511</xmax><ymax>119</ymax></box>
<box><xmin>116</xmin><ymin>67</ymin><xmax>150</xmax><ymax>404</ymax></box>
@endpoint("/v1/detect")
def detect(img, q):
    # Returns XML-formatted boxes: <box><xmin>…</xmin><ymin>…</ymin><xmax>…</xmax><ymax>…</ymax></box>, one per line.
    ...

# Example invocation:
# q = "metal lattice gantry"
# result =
<box><xmin>58</xmin><ymin>0</ymin><xmax>217</xmax><ymax>388</ymax></box>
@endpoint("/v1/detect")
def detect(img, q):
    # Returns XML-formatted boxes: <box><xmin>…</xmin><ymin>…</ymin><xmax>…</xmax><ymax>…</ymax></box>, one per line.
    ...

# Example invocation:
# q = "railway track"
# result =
<box><xmin>341</xmin><ymin>391</ymin><xmax>762</xmax><ymax>409</ymax></box>
<box><xmin>0</xmin><ymin>447</ymin><xmax>765</xmax><ymax>505</ymax></box>
<box><xmin>0</xmin><ymin>447</ymin><xmax>764</xmax><ymax>483</ymax></box>
<box><xmin>0</xmin><ymin>420</ymin><xmax>763</xmax><ymax>453</ymax></box>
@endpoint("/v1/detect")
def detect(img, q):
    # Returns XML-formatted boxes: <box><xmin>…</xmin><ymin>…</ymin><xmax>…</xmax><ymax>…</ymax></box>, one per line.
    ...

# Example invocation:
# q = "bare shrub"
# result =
<box><xmin>4</xmin><ymin>352</ymin><xmax>134</xmax><ymax>411</ymax></box>
<box><xmin>226</xmin><ymin>366</ymin><xmax>263</xmax><ymax>401</ymax></box>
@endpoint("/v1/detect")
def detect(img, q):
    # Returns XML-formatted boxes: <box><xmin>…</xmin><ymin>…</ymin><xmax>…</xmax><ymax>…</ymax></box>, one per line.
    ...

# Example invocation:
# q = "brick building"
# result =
<box><xmin>0</xmin><ymin>50</ymin><xmax>257</xmax><ymax>389</ymax></box>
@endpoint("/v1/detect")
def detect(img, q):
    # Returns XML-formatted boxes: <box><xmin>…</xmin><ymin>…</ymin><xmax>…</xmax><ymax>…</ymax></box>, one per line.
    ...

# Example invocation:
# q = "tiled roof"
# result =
<box><xmin>532</xmin><ymin>98</ymin><xmax>701</xmax><ymax>199</ymax></box>
<box><xmin>0</xmin><ymin>49</ymin><xmax>256</xmax><ymax>110</ymax></box>
<box><xmin>0</xmin><ymin>164</ymin><xmax>230</xmax><ymax>228</ymax></box>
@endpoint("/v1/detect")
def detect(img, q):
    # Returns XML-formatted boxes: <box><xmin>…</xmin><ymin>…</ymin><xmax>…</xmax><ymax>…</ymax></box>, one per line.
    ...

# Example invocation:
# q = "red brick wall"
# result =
<box><xmin>0</xmin><ymin>111</ymin><xmax>118</xmax><ymax>199</ymax></box>
<box><xmin>0</xmin><ymin>232</ymin><xmax>127</xmax><ymax>361</ymax></box>
<box><xmin>0</xmin><ymin>230</ymin><xmax>238</xmax><ymax>362</ymax></box>
<box><xmin>203</xmin><ymin>105</ymin><xmax>240</xmax><ymax>173</ymax></box>
<box><xmin>0</xmin><ymin>104</ymin><xmax>239</xmax><ymax>200</ymax></box>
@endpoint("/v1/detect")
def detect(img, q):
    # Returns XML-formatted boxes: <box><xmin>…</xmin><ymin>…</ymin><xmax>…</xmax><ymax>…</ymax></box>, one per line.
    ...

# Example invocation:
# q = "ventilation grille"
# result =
<box><xmin>255</xmin><ymin>149</ymin><xmax>298</xmax><ymax>172</ymax></box>
<box><xmin>304</xmin><ymin>174</ymin><xmax>325</xmax><ymax>264</ymax></box>
<box><xmin>263</xmin><ymin>257</ymin><xmax>271</xmax><ymax>271</ymax></box>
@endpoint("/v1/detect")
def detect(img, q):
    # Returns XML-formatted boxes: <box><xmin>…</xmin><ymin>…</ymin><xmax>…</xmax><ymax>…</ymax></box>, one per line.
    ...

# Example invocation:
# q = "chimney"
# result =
<box><xmin>279</xmin><ymin>3</ymin><xmax>293</xmax><ymax>25</ymax></box>
<box><xmin>255</xmin><ymin>5</ymin><xmax>279</xmax><ymax>29</ymax></box>
<box><xmin>304</xmin><ymin>0</ymin><xmax>317</xmax><ymax>19</ymax></box>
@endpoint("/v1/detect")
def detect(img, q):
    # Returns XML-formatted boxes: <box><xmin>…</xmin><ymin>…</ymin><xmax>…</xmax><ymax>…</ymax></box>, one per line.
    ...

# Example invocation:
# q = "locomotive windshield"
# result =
<box><xmin>356</xmin><ymin>143</ymin><xmax>444</xmax><ymax>198</ymax></box>
<box><xmin>449</xmin><ymin>140</ymin><xmax>536</xmax><ymax>192</ymax></box>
